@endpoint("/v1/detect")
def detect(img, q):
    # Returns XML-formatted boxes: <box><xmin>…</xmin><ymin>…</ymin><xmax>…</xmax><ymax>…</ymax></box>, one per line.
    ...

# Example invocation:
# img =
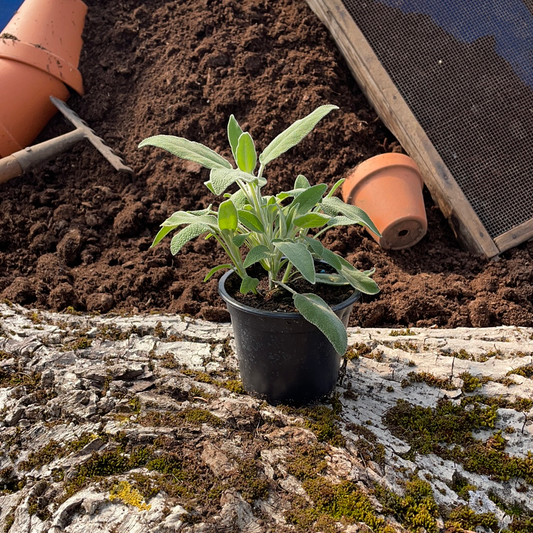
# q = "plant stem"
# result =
<box><xmin>274</xmin><ymin>280</ymin><xmax>296</xmax><ymax>295</ymax></box>
<box><xmin>281</xmin><ymin>262</ymin><xmax>293</xmax><ymax>283</ymax></box>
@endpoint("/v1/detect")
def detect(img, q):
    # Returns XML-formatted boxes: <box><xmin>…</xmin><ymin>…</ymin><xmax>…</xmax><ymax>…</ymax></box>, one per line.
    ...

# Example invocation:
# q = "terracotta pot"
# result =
<box><xmin>342</xmin><ymin>153</ymin><xmax>427</xmax><ymax>250</ymax></box>
<box><xmin>0</xmin><ymin>0</ymin><xmax>87</xmax><ymax>157</ymax></box>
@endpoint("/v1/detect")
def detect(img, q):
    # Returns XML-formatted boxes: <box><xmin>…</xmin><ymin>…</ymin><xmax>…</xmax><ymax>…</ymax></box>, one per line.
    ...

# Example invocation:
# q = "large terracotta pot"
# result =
<box><xmin>342</xmin><ymin>153</ymin><xmax>427</xmax><ymax>250</ymax></box>
<box><xmin>0</xmin><ymin>0</ymin><xmax>87</xmax><ymax>157</ymax></box>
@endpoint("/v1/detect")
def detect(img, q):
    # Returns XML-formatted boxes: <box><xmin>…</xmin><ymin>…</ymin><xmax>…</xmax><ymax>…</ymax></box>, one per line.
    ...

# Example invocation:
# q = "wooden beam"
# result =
<box><xmin>305</xmin><ymin>0</ymin><xmax>501</xmax><ymax>258</ymax></box>
<box><xmin>495</xmin><ymin>219</ymin><xmax>533</xmax><ymax>252</ymax></box>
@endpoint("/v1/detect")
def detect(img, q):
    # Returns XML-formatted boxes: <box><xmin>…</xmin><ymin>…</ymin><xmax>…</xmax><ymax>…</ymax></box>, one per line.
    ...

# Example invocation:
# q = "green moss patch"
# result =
<box><xmin>138</xmin><ymin>408</ymin><xmax>223</xmax><ymax>428</ymax></box>
<box><xmin>180</xmin><ymin>369</ymin><xmax>245</xmax><ymax>395</ymax></box>
<box><xmin>462</xmin><ymin>394</ymin><xmax>533</xmax><ymax>412</ymax></box>
<box><xmin>375</xmin><ymin>477</ymin><xmax>439</xmax><ymax>533</ymax></box>
<box><xmin>286</xmin><ymin>444</ymin><xmax>328</xmax><ymax>481</ymax></box>
<box><xmin>445</xmin><ymin>505</ymin><xmax>499</xmax><ymax>532</ymax></box>
<box><xmin>286</xmin><ymin>478</ymin><xmax>391</xmax><ymax>533</ymax></box>
<box><xmin>345</xmin><ymin>423</ymin><xmax>386</xmax><ymax>466</ymax></box>
<box><xmin>282</xmin><ymin>402</ymin><xmax>345</xmax><ymax>447</ymax></box>
<box><xmin>401</xmin><ymin>371</ymin><xmax>457</xmax><ymax>391</ymax></box>
<box><xmin>389</xmin><ymin>328</ymin><xmax>416</xmax><ymax>337</ymax></box>
<box><xmin>0</xmin><ymin>368</ymin><xmax>42</xmax><ymax>392</ymax></box>
<box><xmin>507</xmin><ymin>364</ymin><xmax>533</xmax><ymax>379</ymax></box>
<box><xmin>385</xmin><ymin>398</ymin><xmax>533</xmax><ymax>485</ymax></box>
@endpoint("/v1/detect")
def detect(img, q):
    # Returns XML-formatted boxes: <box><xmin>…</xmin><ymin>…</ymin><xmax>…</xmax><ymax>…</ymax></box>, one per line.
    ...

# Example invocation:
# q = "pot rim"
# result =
<box><xmin>342</xmin><ymin>152</ymin><xmax>423</xmax><ymax>203</ymax></box>
<box><xmin>218</xmin><ymin>269</ymin><xmax>361</xmax><ymax>319</ymax></box>
<box><xmin>0</xmin><ymin>38</ymin><xmax>84</xmax><ymax>94</ymax></box>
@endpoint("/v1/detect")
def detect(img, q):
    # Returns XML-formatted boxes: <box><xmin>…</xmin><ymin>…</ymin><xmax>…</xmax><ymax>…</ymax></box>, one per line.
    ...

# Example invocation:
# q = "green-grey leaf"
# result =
<box><xmin>209</xmin><ymin>167</ymin><xmax>256</xmax><ymax>195</ymax></box>
<box><xmin>162</xmin><ymin>211</ymin><xmax>218</xmax><ymax>228</ymax></box>
<box><xmin>218</xmin><ymin>199</ymin><xmax>238</xmax><ymax>231</ymax></box>
<box><xmin>293</xmin><ymin>293</ymin><xmax>347</xmax><ymax>355</ymax></box>
<box><xmin>170</xmin><ymin>224</ymin><xmax>210</xmax><ymax>255</ymax></box>
<box><xmin>304</xmin><ymin>238</ymin><xmax>343</xmax><ymax>271</ymax></box>
<box><xmin>259</xmin><ymin>104</ymin><xmax>339</xmax><ymax>166</ymax></box>
<box><xmin>315</xmin><ymin>273</ymin><xmax>350</xmax><ymax>285</ymax></box>
<box><xmin>151</xmin><ymin>225</ymin><xmax>176</xmax><ymax>248</ymax></box>
<box><xmin>243</xmin><ymin>245</ymin><xmax>271</xmax><ymax>268</ymax></box>
<box><xmin>273</xmin><ymin>241</ymin><xmax>315</xmax><ymax>283</ymax></box>
<box><xmin>238</xmin><ymin>210</ymin><xmax>265</xmax><ymax>233</ymax></box>
<box><xmin>326</xmin><ymin>178</ymin><xmax>345</xmax><ymax>198</ymax></box>
<box><xmin>276</xmin><ymin>191</ymin><xmax>295</xmax><ymax>202</ymax></box>
<box><xmin>321</xmin><ymin>196</ymin><xmax>380</xmax><ymax>236</ymax></box>
<box><xmin>339</xmin><ymin>265</ymin><xmax>380</xmax><ymax>295</ymax></box>
<box><xmin>204</xmin><ymin>264</ymin><xmax>232</xmax><ymax>282</ymax></box>
<box><xmin>326</xmin><ymin>216</ymin><xmax>358</xmax><ymax>227</ymax></box>
<box><xmin>240</xmin><ymin>276</ymin><xmax>259</xmax><ymax>295</ymax></box>
<box><xmin>236</xmin><ymin>132</ymin><xmax>257</xmax><ymax>174</ymax></box>
<box><xmin>290</xmin><ymin>183</ymin><xmax>328</xmax><ymax>215</ymax></box>
<box><xmin>233</xmin><ymin>234</ymin><xmax>248</xmax><ymax>247</ymax></box>
<box><xmin>304</xmin><ymin>236</ymin><xmax>326</xmax><ymax>256</ymax></box>
<box><xmin>139</xmin><ymin>135</ymin><xmax>232</xmax><ymax>170</ymax></box>
<box><xmin>293</xmin><ymin>212</ymin><xmax>330</xmax><ymax>228</ymax></box>
<box><xmin>228</xmin><ymin>115</ymin><xmax>243</xmax><ymax>162</ymax></box>
<box><xmin>230</xmin><ymin>189</ymin><xmax>249</xmax><ymax>209</ymax></box>
<box><xmin>294</xmin><ymin>174</ymin><xmax>310</xmax><ymax>189</ymax></box>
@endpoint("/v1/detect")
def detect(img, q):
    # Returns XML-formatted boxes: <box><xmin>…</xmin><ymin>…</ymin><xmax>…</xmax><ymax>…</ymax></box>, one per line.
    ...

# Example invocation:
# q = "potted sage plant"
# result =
<box><xmin>139</xmin><ymin>104</ymin><xmax>380</xmax><ymax>404</ymax></box>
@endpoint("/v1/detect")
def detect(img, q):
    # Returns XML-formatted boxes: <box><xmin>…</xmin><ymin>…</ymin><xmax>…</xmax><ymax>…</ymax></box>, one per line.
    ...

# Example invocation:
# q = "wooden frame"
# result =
<box><xmin>304</xmin><ymin>0</ymin><xmax>531</xmax><ymax>258</ymax></box>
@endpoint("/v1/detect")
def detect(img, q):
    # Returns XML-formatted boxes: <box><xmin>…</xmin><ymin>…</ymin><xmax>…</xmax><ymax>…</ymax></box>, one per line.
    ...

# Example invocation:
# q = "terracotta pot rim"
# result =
<box><xmin>0</xmin><ymin>38</ymin><xmax>84</xmax><ymax>94</ymax></box>
<box><xmin>343</xmin><ymin>152</ymin><xmax>423</xmax><ymax>201</ymax></box>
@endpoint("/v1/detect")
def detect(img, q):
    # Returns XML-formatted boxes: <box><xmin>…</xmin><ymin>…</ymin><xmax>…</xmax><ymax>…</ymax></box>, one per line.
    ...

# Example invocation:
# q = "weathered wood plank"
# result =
<box><xmin>494</xmin><ymin>218</ymin><xmax>533</xmax><ymax>252</ymax></box>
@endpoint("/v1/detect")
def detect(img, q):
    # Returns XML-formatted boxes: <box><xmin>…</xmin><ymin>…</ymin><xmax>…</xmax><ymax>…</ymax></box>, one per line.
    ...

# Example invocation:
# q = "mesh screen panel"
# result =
<box><xmin>340</xmin><ymin>0</ymin><xmax>533</xmax><ymax>239</ymax></box>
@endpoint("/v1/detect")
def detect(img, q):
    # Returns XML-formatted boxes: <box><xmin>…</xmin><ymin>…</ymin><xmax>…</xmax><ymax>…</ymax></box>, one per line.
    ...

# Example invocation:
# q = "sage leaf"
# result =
<box><xmin>259</xmin><ymin>105</ymin><xmax>338</xmax><ymax>166</ymax></box>
<box><xmin>304</xmin><ymin>238</ymin><xmax>344</xmax><ymax>271</ymax></box>
<box><xmin>304</xmin><ymin>236</ymin><xmax>326</xmax><ymax>257</ymax></box>
<box><xmin>139</xmin><ymin>135</ymin><xmax>231</xmax><ymax>169</ymax></box>
<box><xmin>227</xmin><ymin>115</ymin><xmax>243</xmax><ymax>162</ymax></box>
<box><xmin>339</xmin><ymin>265</ymin><xmax>380</xmax><ymax>295</ymax></box>
<box><xmin>204</xmin><ymin>264</ymin><xmax>232</xmax><ymax>282</ymax></box>
<box><xmin>321</xmin><ymin>196</ymin><xmax>380</xmax><ymax>236</ymax></box>
<box><xmin>290</xmin><ymin>183</ymin><xmax>328</xmax><ymax>215</ymax></box>
<box><xmin>218</xmin><ymin>199</ymin><xmax>238</xmax><ymax>231</ymax></box>
<box><xmin>293</xmin><ymin>293</ymin><xmax>348</xmax><ymax>355</ymax></box>
<box><xmin>209</xmin><ymin>168</ymin><xmax>257</xmax><ymax>195</ymax></box>
<box><xmin>294</xmin><ymin>174</ymin><xmax>311</xmax><ymax>189</ymax></box>
<box><xmin>170</xmin><ymin>224</ymin><xmax>210</xmax><ymax>255</ymax></box>
<box><xmin>243</xmin><ymin>245</ymin><xmax>271</xmax><ymax>268</ymax></box>
<box><xmin>151</xmin><ymin>225</ymin><xmax>177</xmax><ymax>248</ymax></box>
<box><xmin>238</xmin><ymin>210</ymin><xmax>265</xmax><ymax>233</ymax></box>
<box><xmin>273</xmin><ymin>241</ymin><xmax>315</xmax><ymax>283</ymax></box>
<box><xmin>315</xmin><ymin>273</ymin><xmax>349</xmax><ymax>285</ymax></box>
<box><xmin>236</xmin><ymin>132</ymin><xmax>257</xmax><ymax>173</ymax></box>
<box><xmin>229</xmin><ymin>189</ymin><xmax>249</xmax><ymax>209</ymax></box>
<box><xmin>233</xmin><ymin>234</ymin><xmax>248</xmax><ymax>247</ymax></box>
<box><xmin>326</xmin><ymin>216</ymin><xmax>358</xmax><ymax>227</ymax></box>
<box><xmin>240</xmin><ymin>275</ymin><xmax>259</xmax><ymax>294</ymax></box>
<box><xmin>162</xmin><ymin>211</ymin><xmax>217</xmax><ymax>228</ymax></box>
<box><xmin>293</xmin><ymin>212</ymin><xmax>330</xmax><ymax>228</ymax></box>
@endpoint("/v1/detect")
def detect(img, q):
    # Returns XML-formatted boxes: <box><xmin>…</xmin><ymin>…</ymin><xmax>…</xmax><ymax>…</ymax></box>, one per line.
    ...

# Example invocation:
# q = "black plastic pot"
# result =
<box><xmin>218</xmin><ymin>270</ymin><xmax>360</xmax><ymax>405</ymax></box>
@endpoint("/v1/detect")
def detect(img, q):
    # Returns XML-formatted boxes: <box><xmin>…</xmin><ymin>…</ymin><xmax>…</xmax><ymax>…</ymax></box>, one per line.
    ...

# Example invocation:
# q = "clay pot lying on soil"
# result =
<box><xmin>342</xmin><ymin>153</ymin><xmax>427</xmax><ymax>250</ymax></box>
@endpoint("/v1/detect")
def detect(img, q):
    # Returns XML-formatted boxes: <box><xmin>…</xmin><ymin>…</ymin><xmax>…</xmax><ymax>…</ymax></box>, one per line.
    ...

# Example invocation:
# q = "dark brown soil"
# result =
<box><xmin>1</xmin><ymin>0</ymin><xmax>532</xmax><ymax>328</ymax></box>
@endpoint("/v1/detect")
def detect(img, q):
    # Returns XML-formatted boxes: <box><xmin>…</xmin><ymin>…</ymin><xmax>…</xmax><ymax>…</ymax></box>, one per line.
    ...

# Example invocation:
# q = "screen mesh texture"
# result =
<box><xmin>341</xmin><ymin>0</ymin><xmax>533</xmax><ymax>239</ymax></box>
